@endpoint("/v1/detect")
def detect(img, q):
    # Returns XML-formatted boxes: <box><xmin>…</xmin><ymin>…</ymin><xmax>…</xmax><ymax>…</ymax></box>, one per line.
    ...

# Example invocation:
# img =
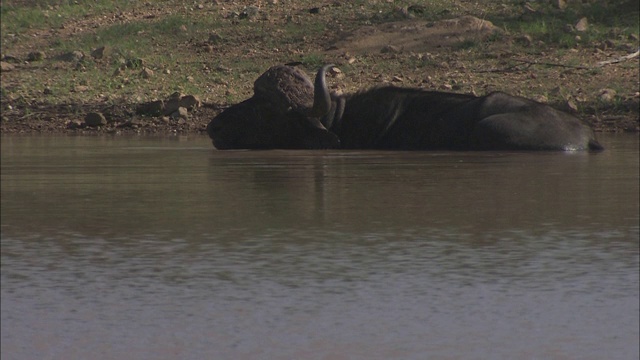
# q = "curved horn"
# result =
<box><xmin>309</xmin><ymin>64</ymin><xmax>334</xmax><ymax>117</ymax></box>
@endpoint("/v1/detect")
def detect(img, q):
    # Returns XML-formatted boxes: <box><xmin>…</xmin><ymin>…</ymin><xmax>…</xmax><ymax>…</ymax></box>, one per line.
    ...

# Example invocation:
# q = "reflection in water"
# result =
<box><xmin>1</xmin><ymin>135</ymin><xmax>639</xmax><ymax>359</ymax></box>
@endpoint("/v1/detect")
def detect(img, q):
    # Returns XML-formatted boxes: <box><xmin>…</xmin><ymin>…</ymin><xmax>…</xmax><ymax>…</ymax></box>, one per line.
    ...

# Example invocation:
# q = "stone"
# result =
<box><xmin>381</xmin><ymin>45</ymin><xmax>401</xmax><ymax>53</ymax></box>
<box><xmin>598</xmin><ymin>88</ymin><xmax>617</xmax><ymax>102</ymax></box>
<box><xmin>84</xmin><ymin>112</ymin><xmax>107</xmax><ymax>127</ymax></box>
<box><xmin>554</xmin><ymin>0</ymin><xmax>567</xmax><ymax>10</ymax></box>
<box><xmin>1</xmin><ymin>55</ymin><xmax>21</xmax><ymax>63</ymax></box>
<box><xmin>58</xmin><ymin>51</ymin><xmax>84</xmax><ymax>62</ymax></box>
<box><xmin>91</xmin><ymin>46</ymin><xmax>111</xmax><ymax>59</ymax></box>
<box><xmin>179</xmin><ymin>95</ymin><xmax>201</xmax><ymax>110</ymax></box>
<box><xmin>0</xmin><ymin>61</ymin><xmax>15</xmax><ymax>72</ymax></box>
<box><xmin>168</xmin><ymin>91</ymin><xmax>183</xmax><ymax>100</ymax></box>
<box><xmin>67</xmin><ymin>120</ymin><xmax>84</xmax><ymax>129</ymax></box>
<box><xmin>240</xmin><ymin>6</ymin><xmax>259</xmax><ymax>19</ymax></box>
<box><xmin>575</xmin><ymin>17</ymin><xmax>588</xmax><ymax>32</ymax></box>
<box><xmin>533</xmin><ymin>94</ymin><xmax>548</xmax><ymax>103</ymax></box>
<box><xmin>170</xmin><ymin>107</ymin><xmax>189</xmax><ymax>119</ymax></box>
<box><xmin>140</xmin><ymin>67</ymin><xmax>154</xmax><ymax>78</ymax></box>
<box><xmin>516</xmin><ymin>34</ymin><xmax>533</xmax><ymax>46</ymax></box>
<box><xmin>163</xmin><ymin>98</ymin><xmax>181</xmax><ymax>115</ymax></box>
<box><xmin>563</xmin><ymin>99</ymin><xmax>579</xmax><ymax>113</ymax></box>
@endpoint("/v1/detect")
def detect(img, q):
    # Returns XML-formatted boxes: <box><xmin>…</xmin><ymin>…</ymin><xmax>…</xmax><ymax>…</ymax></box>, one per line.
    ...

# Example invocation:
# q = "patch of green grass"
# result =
<box><xmin>0</xmin><ymin>0</ymin><xmax>144</xmax><ymax>35</ymax></box>
<box><xmin>299</xmin><ymin>54</ymin><xmax>326</xmax><ymax>69</ymax></box>
<box><xmin>52</xmin><ymin>14</ymin><xmax>195</xmax><ymax>54</ymax></box>
<box><xmin>495</xmin><ymin>0</ymin><xmax>639</xmax><ymax>48</ymax></box>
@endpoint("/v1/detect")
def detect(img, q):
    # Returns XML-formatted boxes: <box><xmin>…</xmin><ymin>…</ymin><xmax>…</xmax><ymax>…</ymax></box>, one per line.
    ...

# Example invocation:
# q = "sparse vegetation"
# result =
<box><xmin>1</xmin><ymin>0</ymin><xmax>638</xmax><ymax>134</ymax></box>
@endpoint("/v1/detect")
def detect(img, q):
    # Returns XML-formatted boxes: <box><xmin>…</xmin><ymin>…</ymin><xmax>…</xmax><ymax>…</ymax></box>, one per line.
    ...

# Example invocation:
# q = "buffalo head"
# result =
<box><xmin>207</xmin><ymin>65</ymin><xmax>338</xmax><ymax>149</ymax></box>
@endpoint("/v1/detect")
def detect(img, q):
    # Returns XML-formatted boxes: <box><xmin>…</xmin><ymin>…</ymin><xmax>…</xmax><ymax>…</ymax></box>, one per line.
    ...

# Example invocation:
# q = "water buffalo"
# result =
<box><xmin>207</xmin><ymin>65</ymin><xmax>603</xmax><ymax>151</ymax></box>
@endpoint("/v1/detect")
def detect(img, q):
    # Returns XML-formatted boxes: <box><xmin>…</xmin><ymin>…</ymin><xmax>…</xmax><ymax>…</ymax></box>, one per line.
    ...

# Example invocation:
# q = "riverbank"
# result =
<box><xmin>2</xmin><ymin>0</ymin><xmax>638</xmax><ymax>136</ymax></box>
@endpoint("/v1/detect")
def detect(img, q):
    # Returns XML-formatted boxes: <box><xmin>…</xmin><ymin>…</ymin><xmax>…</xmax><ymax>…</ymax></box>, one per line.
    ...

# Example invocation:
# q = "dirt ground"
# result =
<box><xmin>1</xmin><ymin>1</ymin><xmax>638</xmax><ymax>136</ymax></box>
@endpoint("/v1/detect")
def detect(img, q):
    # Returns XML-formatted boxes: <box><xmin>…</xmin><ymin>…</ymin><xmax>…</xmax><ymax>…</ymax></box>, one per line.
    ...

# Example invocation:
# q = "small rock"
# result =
<box><xmin>27</xmin><ymin>51</ymin><xmax>45</xmax><ymax>61</ymax></box>
<box><xmin>533</xmin><ymin>94</ymin><xmax>548</xmax><ymax>103</ymax></box>
<box><xmin>58</xmin><ymin>50</ymin><xmax>84</xmax><ymax>62</ymax></box>
<box><xmin>516</xmin><ymin>34</ymin><xmax>533</xmax><ymax>46</ymax></box>
<box><xmin>117</xmin><ymin>119</ymin><xmax>141</xmax><ymax>129</ymax></box>
<box><xmin>440</xmin><ymin>84</ymin><xmax>453</xmax><ymax>91</ymax></box>
<box><xmin>84</xmin><ymin>112</ymin><xmax>107</xmax><ymax>127</ymax></box>
<box><xmin>91</xmin><ymin>46</ymin><xmax>111</xmax><ymax>59</ymax></box>
<box><xmin>1</xmin><ymin>55</ymin><xmax>21</xmax><ymax>63</ymax></box>
<box><xmin>598</xmin><ymin>88</ymin><xmax>617</xmax><ymax>102</ymax></box>
<box><xmin>396</xmin><ymin>6</ymin><xmax>412</xmax><ymax>19</ymax></box>
<box><xmin>554</xmin><ymin>0</ymin><xmax>567</xmax><ymax>10</ymax></box>
<box><xmin>575</xmin><ymin>17</ymin><xmax>588</xmax><ymax>32</ymax></box>
<box><xmin>328</xmin><ymin>67</ymin><xmax>345</xmax><ymax>79</ymax></box>
<box><xmin>140</xmin><ymin>67</ymin><xmax>154</xmax><ymax>78</ymax></box>
<box><xmin>168</xmin><ymin>92</ymin><xmax>183</xmax><ymax>100</ymax></box>
<box><xmin>240</xmin><ymin>5</ymin><xmax>259</xmax><ymax>19</ymax></box>
<box><xmin>67</xmin><ymin>120</ymin><xmax>84</xmax><ymax>129</ymax></box>
<box><xmin>564</xmin><ymin>99</ymin><xmax>579</xmax><ymax>113</ymax></box>
<box><xmin>74</xmin><ymin>85</ymin><xmax>89</xmax><ymax>92</ymax></box>
<box><xmin>170</xmin><ymin>107</ymin><xmax>189</xmax><ymax>119</ymax></box>
<box><xmin>381</xmin><ymin>45</ymin><xmax>401</xmax><ymax>53</ymax></box>
<box><xmin>179</xmin><ymin>95</ymin><xmax>201</xmax><ymax>110</ymax></box>
<box><xmin>0</xmin><ymin>61</ymin><xmax>15</xmax><ymax>72</ymax></box>
<box><xmin>215</xmin><ymin>66</ymin><xmax>232</xmax><ymax>73</ymax></box>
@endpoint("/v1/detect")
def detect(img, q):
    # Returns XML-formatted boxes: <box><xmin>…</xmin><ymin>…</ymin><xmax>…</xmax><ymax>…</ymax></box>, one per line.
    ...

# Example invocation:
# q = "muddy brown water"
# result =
<box><xmin>1</xmin><ymin>134</ymin><xmax>638</xmax><ymax>360</ymax></box>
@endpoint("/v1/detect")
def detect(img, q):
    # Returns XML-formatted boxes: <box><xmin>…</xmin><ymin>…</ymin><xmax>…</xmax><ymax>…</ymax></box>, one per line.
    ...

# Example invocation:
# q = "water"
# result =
<box><xmin>1</xmin><ymin>134</ymin><xmax>638</xmax><ymax>360</ymax></box>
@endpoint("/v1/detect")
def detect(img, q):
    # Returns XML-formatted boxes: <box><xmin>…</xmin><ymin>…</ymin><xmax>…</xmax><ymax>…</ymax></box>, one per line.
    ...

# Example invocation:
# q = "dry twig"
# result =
<box><xmin>477</xmin><ymin>49</ymin><xmax>640</xmax><ymax>73</ymax></box>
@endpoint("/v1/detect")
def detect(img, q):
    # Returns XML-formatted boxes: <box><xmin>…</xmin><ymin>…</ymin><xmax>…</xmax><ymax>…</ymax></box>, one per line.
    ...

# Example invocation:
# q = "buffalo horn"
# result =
<box><xmin>308</xmin><ymin>64</ymin><xmax>334</xmax><ymax>117</ymax></box>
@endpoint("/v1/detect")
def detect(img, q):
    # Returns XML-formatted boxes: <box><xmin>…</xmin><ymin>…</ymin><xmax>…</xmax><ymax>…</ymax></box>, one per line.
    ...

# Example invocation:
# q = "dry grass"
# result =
<box><xmin>1</xmin><ymin>0</ymin><xmax>638</xmax><ymax>134</ymax></box>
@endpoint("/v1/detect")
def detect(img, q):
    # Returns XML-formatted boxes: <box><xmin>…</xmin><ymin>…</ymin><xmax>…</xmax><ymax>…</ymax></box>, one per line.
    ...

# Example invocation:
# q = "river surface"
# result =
<box><xmin>1</xmin><ymin>134</ymin><xmax>638</xmax><ymax>360</ymax></box>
